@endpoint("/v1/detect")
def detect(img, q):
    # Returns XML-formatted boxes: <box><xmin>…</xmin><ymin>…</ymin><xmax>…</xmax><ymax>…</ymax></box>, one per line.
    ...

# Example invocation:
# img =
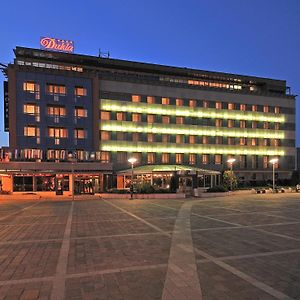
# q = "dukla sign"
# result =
<box><xmin>40</xmin><ymin>37</ymin><xmax>74</xmax><ymax>53</ymax></box>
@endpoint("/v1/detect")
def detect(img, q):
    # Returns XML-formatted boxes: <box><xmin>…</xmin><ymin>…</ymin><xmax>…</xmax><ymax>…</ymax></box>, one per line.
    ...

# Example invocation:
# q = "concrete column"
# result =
<box><xmin>2</xmin><ymin>175</ymin><xmax>13</xmax><ymax>193</ymax></box>
<box><xmin>33</xmin><ymin>176</ymin><xmax>37</xmax><ymax>192</ymax></box>
<box><xmin>210</xmin><ymin>175</ymin><xmax>213</xmax><ymax>188</ymax></box>
<box><xmin>69</xmin><ymin>174</ymin><xmax>74</xmax><ymax>195</ymax></box>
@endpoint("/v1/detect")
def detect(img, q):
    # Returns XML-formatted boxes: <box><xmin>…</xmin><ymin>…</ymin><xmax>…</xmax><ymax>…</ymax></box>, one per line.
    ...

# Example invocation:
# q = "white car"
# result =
<box><xmin>296</xmin><ymin>184</ymin><xmax>300</xmax><ymax>192</ymax></box>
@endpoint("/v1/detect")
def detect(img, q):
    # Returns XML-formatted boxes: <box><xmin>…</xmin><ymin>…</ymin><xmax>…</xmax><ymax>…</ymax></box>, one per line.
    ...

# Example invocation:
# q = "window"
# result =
<box><xmin>251</xmin><ymin>156</ymin><xmax>258</xmax><ymax>169</ymax></box>
<box><xmin>176</xmin><ymin>99</ymin><xmax>183</xmax><ymax>106</ymax></box>
<box><xmin>228</xmin><ymin>120</ymin><xmax>234</xmax><ymax>128</ymax></box>
<box><xmin>202</xmin><ymin>154</ymin><xmax>209</xmax><ymax>164</ymax></box>
<box><xmin>176</xmin><ymin>117</ymin><xmax>184</xmax><ymax>124</ymax></box>
<box><xmin>189</xmin><ymin>154</ymin><xmax>196</xmax><ymax>165</ymax></box>
<box><xmin>203</xmin><ymin>101</ymin><xmax>209</xmax><ymax>108</ymax></box>
<box><xmin>215</xmin><ymin>136</ymin><xmax>222</xmax><ymax>144</ymax></box>
<box><xmin>24</xmin><ymin>104</ymin><xmax>39</xmax><ymax>116</ymax></box>
<box><xmin>240</xmin><ymin>137</ymin><xmax>246</xmax><ymax>145</ymax></box>
<box><xmin>148</xmin><ymin>133</ymin><xmax>155</xmax><ymax>142</ymax></box>
<box><xmin>100</xmin><ymin>151</ymin><xmax>110</xmax><ymax>163</ymax></box>
<box><xmin>116</xmin><ymin>112</ymin><xmax>126</xmax><ymax>121</ymax></box>
<box><xmin>189</xmin><ymin>100</ymin><xmax>196</xmax><ymax>108</ymax></box>
<box><xmin>147</xmin><ymin>96</ymin><xmax>155</xmax><ymax>104</ymax></box>
<box><xmin>274</xmin><ymin>123</ymin><xmax>280</xmax><ymax>130</ymax></box>
<box><xmin>147</xmin><ymin>153</ymin><xmax>155</xmax><ymax>164</ymax></box>
<box><xmin>161</xmin><ymin>153</ymin><xmax>169</xmax><ymax>163</ymax></box>
<box><xmin>263</xmin><ymin>156</ymin><xmax>268</xmax><ymax>169</ymax></box>
<box><xmin>240</xmin><ymin>104</ymin><xmax>246</xmax><ymax>111</ymax></box>
<box><xmin>215</xmin><ymin>119</ymin><xmax>222</xmax><ymax>127</ymax></box>
<box><xmin>176</xmin><ymin>135</ymin><xmax>183</xmax><ymax>143</ymax></box>
<box><xmin>162</xmin><ymin>116</ymin><xmax>170</xmax><ymax>124</ymax></box>
<box><xmin>252</xmin><ymin>105</ymin><xmax>257</xmax><ymax>112</ymax></box>
<box><xmin>117</xmin><ymin>152</ymin><xmax>127</xmax><ymax>163</ymax></box>
<box><xmin>189</xmin><ymin>135</ymin><xmax>196</xmax><ymax>144</ymax></box>
<box><xmin>275</xmin><ymin>106</ymin><xmax>280</xmax><ymax>114</ymax></box>
<box><xmin>75</xmin><ymin>107</ymin><xmax>87</xmax><ymax>118</ymax></box>
<box><xmin>228</xmin><ymin>137</ymin><xmax>234</xmax><ymax>145</ymax></box>
<box><xmin>132</xmin><ymin>133</ymin><xmax>140</xmax><ymax>142</ymax></box>
<box><xmin>240</xmin><ymin>120</ymin><xmax>246</xmax><ymax>128</ymax></box>
<box><xmin>272</xmin><ymin>139</ymin><xmax>279</xmax><ymax>147</ymax></box>
<box><xmin>101</xmin><ymin>131</ymin><xmax>110</xmax><ymax>140</ymax></box>
<box><xmin>263</xmin><ymin>106</ymin><xmax>269</xmax><ymax>113</ymax></box>
<box><xmin>240</xmin><ymin>155</ymin><xmax>246</xmax><ymax>168</ymax></box>
<box><xmin>132</xmin><ymin>152</ymin><xmax>141</xmax><ymax>162</ymax></box>
<box><xmin>75</xmin><ymin>87</ymin><xmax>87</xmax><ymax>97</ymax></box>
<box><xmin>75</xmin><ymin>129</ymin><xmax>86</xmax><ymax>139</ymax></box>
<box><xmin>263</xmin><ymin>122</ymin><xmax>269</xmax><ymax>129</ymax></box>
<box><xmin>215</xmin><ymin>102</ymin><xmax>222</xmax><ymax>109</ymax></box>
<box><xmin>132</xmin><ymin>95</ymin><xmax>141</xmax><ymax>102</ymax></box>
<box><xmin>228</xmin><ymin>103</ymin><xmax>234</xmax><ymax>110</ymax></box>
<box><xmin>214</xmin><ymin>154</ymin><xmax>222</xmax><ymax>164</ymax></box>
<box><xmin>101</xmin><ymin>111</ymin><xmax>110</xmax><ymax>120</ymax></box>
<box><xmin>48</xmin><ymin>127</ymin><xmax>68</xmax><ymax>138</ymax></box>
<box><xmin>251</xmin><ymin>138</ymin><xmax>257</xmax><ymax>146</ymax></box>
<box><xmin>162</xmin><ymin>97</ymin><xmax>170</xmax><ymax>105</ymax></box>
<box><xmin>46</xmin><ymin>84</ymin><xmax>66</xmax><ymax>95</ymax></box>
<box><xmin>162</xmin><ymin>134</ymin><xmax>170</xmax><ymax>143</ymax></box>
<box><xmin>202</xmin><ymin>136</ymin><xmax>208</xmax><ymax>144</ymax></box>
<box><xmin>23</xmin><ymin>81</ymin><xmax>40</xmax><ymax>99</ymax></box>
<box><xmin>147</xmin><ymin>115</ymin><xmax>155</xmax><ymax>123</ymax></box>
<box><xmin>24</xmin><ymin>126</ymin><xmax>40</xmax><ymax>137</ymax></box>
<box><xmin>252</xmin><ymin>121</ymin><xmax>257</xmax><ymax>129</ymax></box>
<box><xmin>132</xmin><ymin>113</ymin><xmax>141</xmax><ymax>122</ymax></box>
<box><xmin>175</xmin><ymin>153</ymin><xmax>183</xmax><ymax>164</ymax></box>
<box><xmin>263</xmin><ymin>139</ymin><xmax>268</xmax><ymax>146</ymax></box>
<box><xmin>47</xmin><ymin>106</ymin><xmax>66</xmax><ymax>117</ymax></box>
<box><xmin>117</xmin><ymin>132</ymin><xmax>125</xmax><ymax>140</ymax></box>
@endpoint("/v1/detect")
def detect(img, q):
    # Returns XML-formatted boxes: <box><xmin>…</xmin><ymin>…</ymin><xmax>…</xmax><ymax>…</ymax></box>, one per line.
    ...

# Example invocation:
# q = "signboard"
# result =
<box><xmin>3</xmin><ymin>81</ymin><xmax>9</xmax><ymax>132</ymax></box>
<box><xmin>40</xmin><ymin>37</ymin><xmax>74</xmax><ymax>53</ymax></box>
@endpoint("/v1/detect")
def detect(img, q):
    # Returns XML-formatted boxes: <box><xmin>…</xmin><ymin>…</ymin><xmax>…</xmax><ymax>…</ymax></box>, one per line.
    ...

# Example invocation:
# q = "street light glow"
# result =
<box><xmin>227</xmin><ymin>158</ymin><xmax>236</xmax><ymax>164</ymax></box>
<box><xmin>128</xmin><ymin>157</ymin><xmax>137</xmax><ymax>164</ymax></box>
<box><xmin>269</xmin><ymin>158</ymin><xmax>279</xmax><ymax>164</ymax></box>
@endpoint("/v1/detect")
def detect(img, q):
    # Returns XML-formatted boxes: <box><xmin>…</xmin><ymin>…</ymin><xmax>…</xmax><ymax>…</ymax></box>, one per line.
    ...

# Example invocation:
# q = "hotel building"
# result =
<box><xmin>0</xmin><ymin>45</ymin><xmax>296</xmax><ymax>193</ymax></box>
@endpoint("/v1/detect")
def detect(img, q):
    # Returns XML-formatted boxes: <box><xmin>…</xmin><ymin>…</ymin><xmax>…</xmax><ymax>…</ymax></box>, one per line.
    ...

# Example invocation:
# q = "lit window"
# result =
<box><xmin>48</xmin><ymin>127</ymin><xmax>68</xmax><ymax>138</ymax></box>
<box><xmin>214</xmin><ymin>154</ymin><xmax>222</xmax><ymax>164</ymax></box>
<box><xmin>147</xmin><ymin>153</ymin><xmax>155</xmax><ymax>164</ymax></box>
<box><xmin>189</xmin><ymin>154</ymin><xmax>196</xmax><ymax>165</ymax></box>
<box><xmin>202</xmin><ymin>154</ymin><xmax>209</xmax><ymax>164</ymax></box>
<box><xmin>263</xmin><ymin>106</ymin><xmax>269</xmax><ymax>113</ymax></box>
<box><xmin>161</xmin><ymin>153</ymin><xmax>169</xmax><ymax>163</ymax></box>
<box><xmin>132</xmin><ymin>113</ymin><xmax>141</xmax><ymax>122</ymax></box>
<box><xmin>228</xmin><ymin>137</ymin><xmax>234</xmax><ymax>145</ymax></box>
<box><xmin>75</xmin><ymin>129</ymin><xmax>86</xmax><ymax>139</ymax></box>
<box><xmin>203</xmin><ymin>136</ymin><xmax>208</xmax><ymax>144</ymax></box>
<box><xmin>215</xmin><ymin>102</ymin><xmax>222</xmax><ymax>109</ymax></box>
<box><xmin>100</xmin><ymin>151</ymin><xmax>110</xmax><ymax>163</ymax></box>
<box><xmin>147</xmin><ymin>96</ymin><xmax>155</xmax><ymax>104</ymax></box>
<box><xmin>132</xmin><ymin>133</ymin><xmax>140</xmax><ymax>142</ymax></box>
<box><xmin>216</xmin><ymin>136</ymin><xmax>222</xmax><ymax>144</ymax></box>
<box><xmin>252</xmin><ymin>121</ymin><xmax>257</xmax><ymax>129</ymax></box>
<box><xmin>176</xmin><ymin>153</ymin><xmax>183</xmax><ymax>164</ymax></box>
<box><xmin>176</xmin><ymin>99</ymin><xmax>183</xmax><ymax>106</ymax></box>
<box><xmin>228</xmin><ymin>103</ymin><xmax>234</xmax><ymax>110</ymax></box>
<box><xmin>203</xmin><ymin>101</ymin><xmax>209</xmax><ymax>108</ymax></box>
<box><xmin>263</xmin><ymin>122</ymin><xmax>269</xmax><ymax>129</ymax></box>
<box><xmin>46</xmin><ymin>84</ymin><xmax>66</xmax><ymax>95</ymax></box>
<box><xmin>116</xmin><ymin>112</ymin><xmax>126</xmax><ymax>121</ymax></box>
<box><xmin>176</xmin><ymin>117</ymin><xmax>184</xmax><ymax>124</ymax></box>
<box><xmin>23</xmin><ymin>81</ymin><xmax>40</xmax><ymax>99</ymax></box>
<box><xmin>240</xmin><ymin>155</ymin><xmax>246</xmax><ymax>168</ymax></box>
<box><xmin>132</xmin><ymin>153</ymin><xmax>141</xmax><ymax>162</ymax></box>
<box><xmin>252</xmin><ymin>105</ymin><xmax>257</xmax><ymax>112</ymax></box>
<box><xmin>228</xmin><ymin>120</ymin><xmax>234</xmax><ymax>128</ymax></box>
<box><xmin>132</xmin><ymin>95</ymin><xmax>141</xmax><ymax>102</ymax></box>
<box><xmin>162</xmin><ymin>97</ymin><xmax>170</xmax><ymax>105</ymax></box>
<box><xmin>189</xmin><ymin>136</ymin><xmax>196</xmax><ymax>144</ymax></box>
<box><xmin>162</xmin><ymin>116</ymin><xmax>170</xmax><ymax>124</ymax></box>
<box><xmin>176</xmin><ymin>135</ymin><xmax>183</xmax><ymax>143</ymax></box>
<box><xmin>24</xmin><ymin>104</ymin><xmax>39</xmax><ymax>115</ymax></box>
<box><xmin>240</xmin><ymin>120</ymin><xmax>246</xmax><ymax>128</ymax></box>
<box><xmin>240</xmin><ymin>104</ymin><xmax>246</xmax><ymax>111</ymax></box>
<box><xmin>274</xmin><ymin>123</ymin><xmax>280</xmax><ymax>130</ymax></box>
<box><xmin>75</xmin><ymin>87</ymin><xmax>87</xmax><ymax>97</ymax></box>
<box><xmin>101</xmin><ymin>111</ymin><xmax>110</xmax><ymax>120</ymax></box>
<box><xmin>75</xmin><ymin>107</ymin><xmax>87</xmax><ymax>118</ymax></box>
<box><xmin>189</xmin><ymin>100</ymin><xmax>196</xmax><ymax>108</ymax></box>
<box><xmin>263</xmin><ymin>156</ymin><xmax>268</xmax><ymax>169</ymax></box>
<box><xmin>251</xmin><ymin>138</ymin><xmax>257</xmax><ymax>146</ymax></box>
<box><xmin>240</xmin><ymin>137</ymin><xmax>246</xmax><ymax>145</ymax></box>
<box><xmin>24</xmin><ymin>126</ymin><xmax>40</xmax><ymax>137</ymax></box>
<box><xmin>272</xmin><ymin>139</ymin><xmax>279</xmax><ymax>147</ymax></box>
<box><xmin>101</xmin><ymin>131</ymin><xmax>110</xmax><ymax>140</ymax></box>
<box><xmin>47</xmin><ymin>106</ymin><xmax>66</xmax><ymax>116</ymax></box>
<box><xmin>147</xmin><ymin>115</ymin><xmax>155</xmax><ymax>123</ymax></box>
<box><xmin>275</xmin><ymin>107</ymin><xmax>280</xmax><ymax>114</ymax></box>
<box><xmin>263</xmin><ymin>139</ymin><xmax>268</xmax><ymax>146</ymax></box>
<box><xmin>162</xmin><ymin>134</ymin><xmax>170</xmax><ymax>143</ymax></box>
<box><xmin>148</xmin><ymin>133</ymin><xmax>155</xmax><ymax>142</ymax></box>
<box><xmin>215</xmin><ymin>119</ymin><xmax>222</xmax><ymax>127</ymax></box>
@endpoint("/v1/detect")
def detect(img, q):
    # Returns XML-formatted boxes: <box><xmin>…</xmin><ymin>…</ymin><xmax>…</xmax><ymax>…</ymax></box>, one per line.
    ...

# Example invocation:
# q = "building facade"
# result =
<box><xmin>0</xmin><ymin>46</ymin><xmax>296</xmax><ymax>192</ymax></box>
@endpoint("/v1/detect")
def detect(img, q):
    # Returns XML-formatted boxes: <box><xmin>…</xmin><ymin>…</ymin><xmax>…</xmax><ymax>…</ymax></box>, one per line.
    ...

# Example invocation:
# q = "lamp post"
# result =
<box><xmin>227</xmin><ymin>158</ymin><xmax>236</xmax><ymax>191</ymax></box>
<box><xmin>269</xmin><ymin>158</ymin><xmax>279</xmax><ymax>191</ymax></box>
<box><xmin>128</xmin><ymin>157</ymin><xmax>137</xmax><ymax>199</ymax></box>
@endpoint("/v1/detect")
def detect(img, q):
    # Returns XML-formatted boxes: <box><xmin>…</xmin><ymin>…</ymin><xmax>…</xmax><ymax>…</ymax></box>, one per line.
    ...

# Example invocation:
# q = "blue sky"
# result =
<box><xmin>0</xmin><ymin>0</ymin><xmax>299</xmax><ymax>146</ymax></box>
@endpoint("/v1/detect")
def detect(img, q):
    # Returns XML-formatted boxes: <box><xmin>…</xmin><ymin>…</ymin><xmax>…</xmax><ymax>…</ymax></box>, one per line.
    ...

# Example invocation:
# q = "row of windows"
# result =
<box><xmin>23</xmin><ymin>81</ymin><xmax>87</xmax><ymax>96</ymax></box>
<box><xmin>129</xmin><ymin>95</ymin><xmax>280</xmax><ymax>113</ymax></box>
<box><xmin>100</xmin><ymin>151</ymin><xmax>279</xmax><ymax>169</ymax></box>
<box><xmin>100</xmin><ymin>131</ymin><xmax>280</xmax><ymax>146</ymax></box>
<box><xmin>24</xmin><ymin>126</ymin><xmax>86</xmax><ymax>139</ymax></box>
<box><xmin>101</xmin><ymin>111</ymin><xmax>281</xmax><ymax>129</ymax></box>
<box><xmin>17</xmin><ymin>60</ymin><xmax>83</xmax><ymax>72</ymax></box>
<box><xmin>24</xmin><ymin>104</ymin><xmax>87</xmax><ymax>118</ymax></box>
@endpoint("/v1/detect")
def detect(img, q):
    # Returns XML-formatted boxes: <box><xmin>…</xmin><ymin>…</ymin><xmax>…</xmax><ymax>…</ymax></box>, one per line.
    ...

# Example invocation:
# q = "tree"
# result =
<box><xmin>223</xmin><ymin>170</ymin><xmax>238</xmax><ymax>190</ymax></box>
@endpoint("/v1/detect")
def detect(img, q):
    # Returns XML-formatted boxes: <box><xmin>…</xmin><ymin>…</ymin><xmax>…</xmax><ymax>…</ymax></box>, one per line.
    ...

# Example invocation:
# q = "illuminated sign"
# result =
<box><xmin>3</xmin><ymin>81</ymin><xmax>9</xmax><ymax>132</ymax></box>
<box><xmin>40</xmin><ymin>37</ymin><xmax>74</xmax><ymax>53</ymax></box>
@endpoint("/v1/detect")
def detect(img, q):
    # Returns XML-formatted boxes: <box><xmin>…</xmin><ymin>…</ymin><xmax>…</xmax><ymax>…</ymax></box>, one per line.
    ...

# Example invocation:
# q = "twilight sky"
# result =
<box><xmin>0</xmin><ymin>0</ymin><xmax>299</xmax><ymax>146</ymax></box>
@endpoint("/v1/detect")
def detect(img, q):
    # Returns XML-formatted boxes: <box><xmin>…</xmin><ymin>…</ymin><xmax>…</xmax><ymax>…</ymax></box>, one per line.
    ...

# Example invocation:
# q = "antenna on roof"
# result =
<box><xmin>98</xmin><ymin>49</ymin><xmax>110</xmax><ymax>59</ymax></box>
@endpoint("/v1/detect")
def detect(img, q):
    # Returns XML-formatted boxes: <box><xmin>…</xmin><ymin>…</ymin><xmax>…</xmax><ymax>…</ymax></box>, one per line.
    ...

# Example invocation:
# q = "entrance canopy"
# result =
<box><xmin>118</xmin><ymin>165</ymin><xmax>220</xmax><ymax>175</ymax></box>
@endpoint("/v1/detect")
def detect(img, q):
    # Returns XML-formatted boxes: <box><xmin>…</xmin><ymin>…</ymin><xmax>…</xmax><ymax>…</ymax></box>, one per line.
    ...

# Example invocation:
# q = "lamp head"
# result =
<box><xmin>227</xmin><ymin>158</ymin><xmax>236</xmax><ymax>164</ymax></box>
<box><xmin>269</xmin><ymin>158</ymin><xmax>279</xmax><ymax>164</ymax></box>
<box><xmin>128</xmin><ymin>157</ymin><xmax>137</xmax><ymax>164</ymax></box>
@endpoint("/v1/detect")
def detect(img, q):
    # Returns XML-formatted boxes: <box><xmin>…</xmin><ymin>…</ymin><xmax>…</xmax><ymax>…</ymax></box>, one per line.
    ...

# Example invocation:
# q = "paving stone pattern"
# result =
<box><xmin>0</xmin><ymin>194</ymin><xmax>299</xmax><ymax>299</ymax></box>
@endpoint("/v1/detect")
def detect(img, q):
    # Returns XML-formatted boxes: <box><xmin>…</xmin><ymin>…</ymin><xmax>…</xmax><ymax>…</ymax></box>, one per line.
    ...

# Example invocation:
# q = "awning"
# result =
<box><xmin>117</xmin><ymin>165</ymin><xmax>220</xmax><ymax>175</ymax></box>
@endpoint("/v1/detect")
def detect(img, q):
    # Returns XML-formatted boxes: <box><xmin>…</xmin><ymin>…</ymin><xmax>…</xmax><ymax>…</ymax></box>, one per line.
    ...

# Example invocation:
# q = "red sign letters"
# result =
<box><xmin>40</xmin><ymin>37</ymin><xmax>74</xmax><ymax>53</ymax></box>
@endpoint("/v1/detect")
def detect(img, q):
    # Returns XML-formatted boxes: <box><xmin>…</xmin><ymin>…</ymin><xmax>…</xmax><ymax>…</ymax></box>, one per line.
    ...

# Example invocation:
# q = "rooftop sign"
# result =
<box><xmin>40</xmin><ymin>37</ymin><xmax>74</xmax><ymax>53</ymax></box>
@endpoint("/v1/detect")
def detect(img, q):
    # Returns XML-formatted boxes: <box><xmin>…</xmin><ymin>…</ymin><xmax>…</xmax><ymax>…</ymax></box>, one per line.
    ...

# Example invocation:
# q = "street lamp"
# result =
<box><xmin>269</xmin><ymin>158</ymin><xmax>279</xmax><ymax>191</ymax></box>
<box><xmin>128</xmin><ymin>157</ymin><xmax>137</xmax><ymax>199</ymax></box>
<box><xmin>227</xmin><ymin>158</ymin><xmax>236</xmax><ymax>191</ymax></box>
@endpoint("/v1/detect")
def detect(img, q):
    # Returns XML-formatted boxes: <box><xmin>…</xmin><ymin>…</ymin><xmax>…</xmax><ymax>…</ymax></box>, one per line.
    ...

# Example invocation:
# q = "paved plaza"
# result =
<box><xmin>0</xmin><ymin>194</ymin><xmax>300</xmax><ymax>299</ymax></box>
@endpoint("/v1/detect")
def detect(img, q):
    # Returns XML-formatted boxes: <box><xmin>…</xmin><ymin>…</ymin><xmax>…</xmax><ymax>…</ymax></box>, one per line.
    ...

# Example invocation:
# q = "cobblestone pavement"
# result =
<box><xmin>0</xmin><ymin>194</ymin><xmax>300</xmax><ymax>299</ymax></box>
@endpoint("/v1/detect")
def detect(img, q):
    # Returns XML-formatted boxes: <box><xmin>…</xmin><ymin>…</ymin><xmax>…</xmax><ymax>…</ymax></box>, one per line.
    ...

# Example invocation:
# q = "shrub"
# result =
<box><xmin>135</xmin><ymin>182</ymin><xmax>155</xmax><ymax>194</ymax></box>
<box><xmin>207</xmin><ymin>185</ymin><xmax>228</xmax><ymax>193</ymax></box>
<box><xmin>107</xmin><ymin>188</ymin><xmax>129</xmax><ymax>194</ymax></box>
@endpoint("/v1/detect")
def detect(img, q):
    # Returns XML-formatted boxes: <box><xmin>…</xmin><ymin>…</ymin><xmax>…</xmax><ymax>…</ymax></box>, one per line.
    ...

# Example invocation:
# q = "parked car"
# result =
<box><xmin>296</xmin><ymin>184</ymin><xmax>300</xmax><ymax>192</ymax></box>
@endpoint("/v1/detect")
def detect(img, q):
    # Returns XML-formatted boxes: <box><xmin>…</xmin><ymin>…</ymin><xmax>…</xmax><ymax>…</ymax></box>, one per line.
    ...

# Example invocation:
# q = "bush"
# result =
<box><xmin>207</xmin><ymin>185</ymin><xmax>228</xmax><ymax>193</ymax></box>
<box><xmin>135</xmin><ymin>182</ymin><xmax>155</xmax><ymax>194</ymax></box>
<box><xmin>107</xmin><ymin>188</ymin><xmax>129</xmax><ymax>194</ymax></box>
